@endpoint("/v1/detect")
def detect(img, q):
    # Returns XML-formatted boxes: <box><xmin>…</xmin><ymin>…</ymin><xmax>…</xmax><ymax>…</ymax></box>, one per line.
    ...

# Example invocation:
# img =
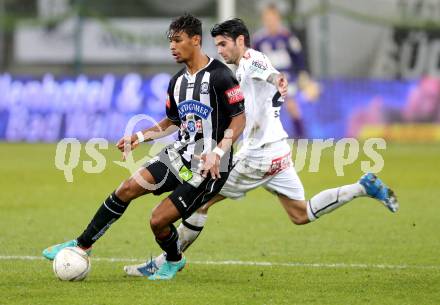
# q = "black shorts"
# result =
<box><xmin>144</xmin><ymin>148</ymin><xmax>230</xmax><ymax>219</ymax></box>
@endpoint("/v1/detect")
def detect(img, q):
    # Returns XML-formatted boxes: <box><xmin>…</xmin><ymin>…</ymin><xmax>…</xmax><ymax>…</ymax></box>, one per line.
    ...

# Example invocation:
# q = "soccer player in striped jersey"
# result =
<box><xmin>42</xmin><ymin>14</ymin><xmax>246</xmax><ymax>281</ymax></box>
<box><xmin>124</xmin><ymin>18</ymin><xmax>398</xmax><ymax>277</ymax></box>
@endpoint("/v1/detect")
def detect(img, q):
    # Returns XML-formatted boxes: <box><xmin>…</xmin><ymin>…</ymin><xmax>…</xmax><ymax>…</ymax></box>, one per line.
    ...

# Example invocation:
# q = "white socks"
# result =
<box><xmin>152</xmin><ymin>184</ymin><xmax>365</xmax><ymax>266</ymax></box>
<box><xmin>177</xmin><ymin>212</ymin><xmax>208</xmax><ymax>252</ymax></box>
<box><xmin>306</xmin><ymin>183</ymin><xmax>367</xmax><ymax>221</ymax></box>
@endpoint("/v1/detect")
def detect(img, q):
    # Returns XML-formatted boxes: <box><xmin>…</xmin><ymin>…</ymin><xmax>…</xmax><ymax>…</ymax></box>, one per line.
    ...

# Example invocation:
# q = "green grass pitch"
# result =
<box><xmin>0</xmin><ymin>142</ymin><xmax>439</xmax><ymax>305</ymax></box>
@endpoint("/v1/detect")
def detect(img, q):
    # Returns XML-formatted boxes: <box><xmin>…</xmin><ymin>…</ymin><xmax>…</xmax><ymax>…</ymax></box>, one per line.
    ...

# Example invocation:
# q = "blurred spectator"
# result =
<box><xmin>403</xmin><ymin>77</ymin><xmax>440</xmax><ymax>122</ymax></box>
<box><xmin>347</xmin><ymin>76</ymin><xmax>440</xmax><ymax>138</ymax></box>
<box><xmin>253</xmin><ymin>3</ymin><xmax>320</xmax><ymax>138</ymax></box>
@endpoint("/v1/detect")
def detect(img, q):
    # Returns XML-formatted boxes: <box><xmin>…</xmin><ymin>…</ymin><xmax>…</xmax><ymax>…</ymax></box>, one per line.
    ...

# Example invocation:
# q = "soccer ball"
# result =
<box><xmin>53</xmin><ymin>247</ymin><xmax>91</xmax><ymax>281</ymax></box>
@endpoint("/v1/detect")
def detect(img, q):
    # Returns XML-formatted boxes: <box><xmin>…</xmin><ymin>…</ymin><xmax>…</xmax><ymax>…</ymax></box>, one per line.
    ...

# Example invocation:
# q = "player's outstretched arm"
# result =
<box><xmin>116</xmin><ymin>117</ymin><xmax>179</xmax><ymax>159</ymax></box>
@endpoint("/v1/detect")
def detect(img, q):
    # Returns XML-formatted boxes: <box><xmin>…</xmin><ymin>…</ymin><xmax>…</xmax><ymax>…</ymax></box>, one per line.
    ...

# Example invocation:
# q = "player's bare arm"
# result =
<box><xmin>116</xmin><ymin>117</ymin><xmax>179</xmax><ymax>158</ymax></box>
<box><xmin>201</xmin><ymin>112</ymin><xmax>246</xmax><ymax>179</ymax></box>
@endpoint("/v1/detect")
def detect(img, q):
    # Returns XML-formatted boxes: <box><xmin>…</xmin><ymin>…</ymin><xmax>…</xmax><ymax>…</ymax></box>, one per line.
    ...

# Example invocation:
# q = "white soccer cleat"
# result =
<box><xmin>123</xmin><ymin>253</ymin><xmax>166</xmax><ymax>277</ymax></box>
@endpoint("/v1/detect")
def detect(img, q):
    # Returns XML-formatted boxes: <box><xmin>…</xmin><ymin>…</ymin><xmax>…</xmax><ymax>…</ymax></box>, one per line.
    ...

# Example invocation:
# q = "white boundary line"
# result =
<box><xmin>1</xmin><ymin>255</ymin><xmax>439</xmax><ymax>270</ymax></box>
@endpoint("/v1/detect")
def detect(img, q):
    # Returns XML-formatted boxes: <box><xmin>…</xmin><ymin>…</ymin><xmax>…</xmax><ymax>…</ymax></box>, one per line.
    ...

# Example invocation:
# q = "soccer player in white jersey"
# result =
<box><xmin>124</xmin><ymin>18</ymin><xmax>399</xmax><ymax>277</ymax></box>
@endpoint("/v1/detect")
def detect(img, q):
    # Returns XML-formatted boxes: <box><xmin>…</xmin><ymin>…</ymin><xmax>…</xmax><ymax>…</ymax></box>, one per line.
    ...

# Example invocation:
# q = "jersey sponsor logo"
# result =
<box><xmin>251</xmin><ymin>59</ymin><xmax>268</xmax><ymax>71</ymax></box>
<box><xmin>177</xmin><ymin>99</ymin><xmax>213</xmax><ymax>120</ymax></box>
<box><xmin>177</xmin><ymin>196</ymin><xmax>188</xmax><ymax>207</ymax></box>
<box><xmin>264</xmin><ymin>152</ymin><xmax>291</xmax><ymax>177</ymax></box>
<box><xmin>178</xmin><ymin>167</ymin><xmax>193</xmax><ymax>184</ymax></box>
<box><xmin>200</xmin><ymin>82</ymin><xmax>209</xmax><ymax>94</ymax></box>
<box><xmin>225</xmin><ymin>85</ymin><xmax>244</xmax><ymax>104</ymax></box>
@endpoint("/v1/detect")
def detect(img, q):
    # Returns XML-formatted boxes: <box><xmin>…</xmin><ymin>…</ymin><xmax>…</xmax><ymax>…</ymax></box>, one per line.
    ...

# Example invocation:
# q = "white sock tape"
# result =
<box><xmin>136</xmin><ymin>131</ymin><xmax>145</xmax><ymax>143</ymax></box>
<box><xmin>212</xmin><ymin>147</ymin><xmax>225</xmax><ymax>158</ymax></box>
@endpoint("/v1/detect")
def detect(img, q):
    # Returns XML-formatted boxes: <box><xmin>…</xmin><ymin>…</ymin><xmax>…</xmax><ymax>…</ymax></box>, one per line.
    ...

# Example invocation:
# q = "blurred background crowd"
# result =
<box><xmin>1</xmin><ymin>0</ymin><xmax>440</xmax><ymax>143</ymax></box>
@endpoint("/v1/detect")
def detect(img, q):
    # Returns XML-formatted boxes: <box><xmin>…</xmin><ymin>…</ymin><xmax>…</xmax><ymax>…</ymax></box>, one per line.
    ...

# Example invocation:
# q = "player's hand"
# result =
<box><xmin>116</xmin><ymin>134</ymin><xmax>140</xmax><ymax>160</ymax></box>
<box><xmin>276</xmin><ymin>73</ymin><xmax>288</xmax><ymax>98</ymax></box>
<box><xmin>200</xmin><ymin>152</ymin><xmax>221</xmax><ymax>179</ymax></box>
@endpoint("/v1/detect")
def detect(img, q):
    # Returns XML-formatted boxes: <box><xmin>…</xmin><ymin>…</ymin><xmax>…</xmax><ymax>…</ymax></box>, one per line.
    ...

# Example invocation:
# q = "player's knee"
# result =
<box><xmin>116</xmin><ymin>178</ymin><xmax>141</xmax><ymax>201</ymax></box>
<box><xmin>149</xmin><ymin>214</ymin><xmax>161</xmax><ymax>234</ymax></box>
<box><xmin>288</xmin><ymin>209</ymin><xmax>309</xmax><ymax>225</ymax></box>
<box><xmin>281</xmin><ymin>199</ymin><xmax>309</xmax><ymax>225</ymax></box>
<box><xmin>291</xmin><ymin>215</ymin><xmax>309</xmax><ymax>225</ymax></box>
<box><xmin>149</xmin><ymin>208</ymin><xmax>166</xmax><ymax>234</ymax></box>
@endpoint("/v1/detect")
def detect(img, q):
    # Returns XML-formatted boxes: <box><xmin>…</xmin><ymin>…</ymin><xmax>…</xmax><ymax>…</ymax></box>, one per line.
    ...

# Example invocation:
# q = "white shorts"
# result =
<box><xmin>220</xmin><ymin>140</ymin><xmax>305</xmax><ymax>200</ymax></box>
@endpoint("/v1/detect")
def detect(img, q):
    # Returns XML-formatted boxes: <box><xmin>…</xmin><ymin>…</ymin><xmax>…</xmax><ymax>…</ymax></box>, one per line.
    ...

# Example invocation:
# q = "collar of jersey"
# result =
<box><xmin>239</xmin><ymin>48</ymin><xmax>255</xmax><ymax>67</ymax></box>
<box><xmin>185</xmin><ymin>57</ymin><xmax>214</xmax><ymax>80</ymax></box>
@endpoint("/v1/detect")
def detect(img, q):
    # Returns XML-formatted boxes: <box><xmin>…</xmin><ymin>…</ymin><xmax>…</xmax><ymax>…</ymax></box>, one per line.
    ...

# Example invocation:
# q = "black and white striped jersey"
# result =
<box><xmin>166</xmin><ymin>58</ymin><xmax>245</xmax><ymax>163</ymax></box>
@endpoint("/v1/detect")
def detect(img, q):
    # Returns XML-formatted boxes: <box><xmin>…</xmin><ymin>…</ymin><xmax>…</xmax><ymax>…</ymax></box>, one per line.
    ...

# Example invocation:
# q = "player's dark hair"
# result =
<box><xmin>210</xmin><ymin>18</ymin><xmax>251</xmax><ymax>48</ymax></box>
<box><xmin>167</xmin><ymin>13</ymin><xmax>203</xmax><ymax>42</ymax></box>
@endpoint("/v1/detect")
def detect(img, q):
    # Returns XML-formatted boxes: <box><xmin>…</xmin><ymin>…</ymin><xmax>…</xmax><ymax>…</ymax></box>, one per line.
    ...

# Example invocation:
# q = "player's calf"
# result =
<box><xmin>115</xmin><ymin>177</ymin><xmax>147</xmax><ymax>202</ymax></box>
<box><xmin>124</xmin><ymin>212</ymin><xmax>207</xmax><ymax>277</ymax></box>
<box><xmin>42</xmin><ymin>190</ymin><xmax>130</xmax><ymax>260</ymax></box>
<box><xmin>278</xmin><ymin>196</ymin><xmax>310</xmax><ymax>225</ymax></box>
<box><xmin>288</xmin><ymin>212</ymin><xmax>309</xmax><ymax>225</ymax></box>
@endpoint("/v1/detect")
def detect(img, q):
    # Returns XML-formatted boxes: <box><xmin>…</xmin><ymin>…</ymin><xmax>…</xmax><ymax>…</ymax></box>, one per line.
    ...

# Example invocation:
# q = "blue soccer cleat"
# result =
<box><xmin>359</xmin><ymin>173</ymin><xmax>399</xmax><ymax>213</ymax></box>
<box><xmin>42</xmin><ymin>239</ymin><xmax>91</xmax><ymax>260</ymax></box>
<box><xmin>148</xmin><ymin>256</ymin><xmax>186</xmax><ymax>281</ymax></box>
<box><xmin>123</xmin><ymin>254</ymin><xmax>165</xmax><ymax>277</ymax></box>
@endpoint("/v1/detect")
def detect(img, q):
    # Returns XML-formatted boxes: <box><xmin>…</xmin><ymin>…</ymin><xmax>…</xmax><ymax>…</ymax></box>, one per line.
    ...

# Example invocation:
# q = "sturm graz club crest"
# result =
<box><xmin>200</xmin><ymin>82</ymin><xmax>209</xmax><ymax>94</ymax></box>
<box><xmin>187</xmin><ymin>120</ymin><xmax>196</xmax><ymax>133</ymax></box>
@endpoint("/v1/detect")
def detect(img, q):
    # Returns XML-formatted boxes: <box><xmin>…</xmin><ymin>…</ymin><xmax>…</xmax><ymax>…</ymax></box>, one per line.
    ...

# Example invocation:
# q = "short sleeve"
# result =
<box><xmin>214</xmin><ymin>68</ymin><xmax>245</xmax><ymax>117</ymax></box>
<box><xmin>246</xmin><ymin>53</ymin><xmax>279</xmax><ymax>81</ymax></box>
<box><xmin>165</xmin><ymin>81</ymin><xmax>180</xmax><ymax>124</ymax></box>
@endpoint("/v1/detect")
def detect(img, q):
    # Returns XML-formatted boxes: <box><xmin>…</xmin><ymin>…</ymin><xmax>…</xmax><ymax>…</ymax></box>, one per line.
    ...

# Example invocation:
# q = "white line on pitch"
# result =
<box><xmin>1</xmin><ymin>255</ymin><xmax>439</xmax><ymax>271</ymax></box>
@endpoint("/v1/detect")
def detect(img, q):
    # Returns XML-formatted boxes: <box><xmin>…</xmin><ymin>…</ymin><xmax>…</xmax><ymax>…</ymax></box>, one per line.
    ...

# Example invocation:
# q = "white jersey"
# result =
<box><xmin>236</xmin><ymin>48</ymin><xmax>288</xmax><ymax>150</ymax></box>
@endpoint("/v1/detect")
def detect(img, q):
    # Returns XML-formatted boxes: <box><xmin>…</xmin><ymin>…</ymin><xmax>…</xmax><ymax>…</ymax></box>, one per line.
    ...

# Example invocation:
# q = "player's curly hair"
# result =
<box><xmin>167</xmin><ymin>13</ymin><xmax>203</xmax><ymax>42</ymax></box>
<box><xmin>210</xmin><ymin>18</ymin><xmax>251</xmax><ymax>48</ymax></box>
